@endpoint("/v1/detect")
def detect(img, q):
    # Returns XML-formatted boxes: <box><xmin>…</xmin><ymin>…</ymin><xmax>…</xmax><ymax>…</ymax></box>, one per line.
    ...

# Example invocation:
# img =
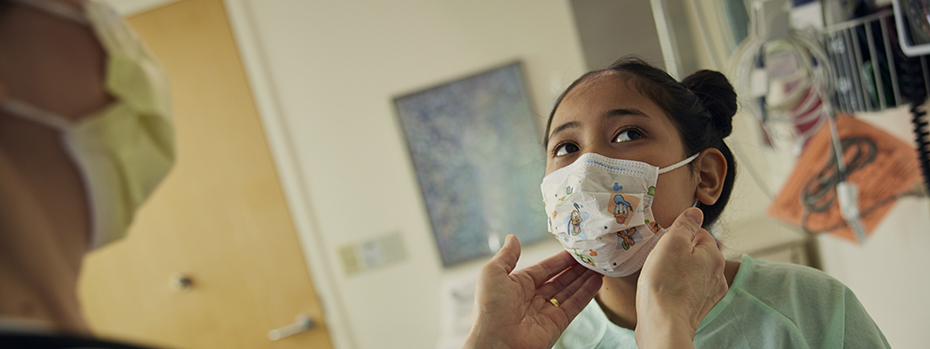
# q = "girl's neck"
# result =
<box><xmin>595</xmin><ymin>260</ymin><xmax>742</xmax><ymax>330</ymax></box>
<box><xmin>594</xmin><ymin>273</ymin><xmax>640</xmax><ymax>330</ymax></box>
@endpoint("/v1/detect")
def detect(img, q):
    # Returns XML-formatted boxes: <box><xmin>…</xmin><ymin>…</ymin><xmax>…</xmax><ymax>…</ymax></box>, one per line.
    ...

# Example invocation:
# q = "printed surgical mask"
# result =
<box><xmin>540</xmin><ymin>152</ymin><xmax>698</xmax><ymax>277</ymax></box>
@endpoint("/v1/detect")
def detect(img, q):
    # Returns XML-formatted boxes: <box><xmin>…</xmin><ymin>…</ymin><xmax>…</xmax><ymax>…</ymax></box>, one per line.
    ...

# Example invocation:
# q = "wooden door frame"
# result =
<box><xmin>221</xmin><ymin>1</ymin><xmax>355</xmax><ymax>348</ymax></box>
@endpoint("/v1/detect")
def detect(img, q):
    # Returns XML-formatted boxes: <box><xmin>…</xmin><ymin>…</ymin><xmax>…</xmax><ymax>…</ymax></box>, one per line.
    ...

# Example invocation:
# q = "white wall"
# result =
<box><xmin>817</xmin><ymin>197</ymin><xmax>930</xmax><ymax>349</ymax></box>
<box><xmin>226</xmin><ymin>2</ymin><xmax>586</xmax><ymax>348</ymax></box>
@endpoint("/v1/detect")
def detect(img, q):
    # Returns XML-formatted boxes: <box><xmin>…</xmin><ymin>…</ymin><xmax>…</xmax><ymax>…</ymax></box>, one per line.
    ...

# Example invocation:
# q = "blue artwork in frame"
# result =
<box><xmin>394</xmin><ymin>62</ymin><xmax>549</xmax><ymax>267</ymax></box>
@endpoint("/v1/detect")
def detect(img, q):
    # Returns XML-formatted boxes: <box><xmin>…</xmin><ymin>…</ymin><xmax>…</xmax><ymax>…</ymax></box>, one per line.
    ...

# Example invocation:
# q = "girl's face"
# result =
<box><xmin>545</xmin><ymin>72</ymin><xmax>698</xmax><ymax>228</ymax></box>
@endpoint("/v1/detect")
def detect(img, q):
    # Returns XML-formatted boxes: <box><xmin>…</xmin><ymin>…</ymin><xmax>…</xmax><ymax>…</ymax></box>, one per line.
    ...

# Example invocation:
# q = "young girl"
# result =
<box><xmin>465</xmin><ymin>59</ymin><xmax>889</xmax><ymax>348</ymax></box>
<box><xmin>465</xmin><ymin>58</ymin><xmax>889</xmax><ymax>348</ymax></box>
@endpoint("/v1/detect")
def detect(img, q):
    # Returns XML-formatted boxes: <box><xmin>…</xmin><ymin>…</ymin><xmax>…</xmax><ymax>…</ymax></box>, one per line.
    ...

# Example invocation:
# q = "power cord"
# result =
<box><xmin>799</xmin><ymin>136</ymin><xmax>876</xmax><ymax>237</ymax></box>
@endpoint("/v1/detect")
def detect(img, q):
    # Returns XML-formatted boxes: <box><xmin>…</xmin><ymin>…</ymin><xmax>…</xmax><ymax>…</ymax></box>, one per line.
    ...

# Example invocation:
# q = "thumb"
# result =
<box><xmin>488</xmin><ymin>234</ymin><xmax>520</xmax><ymax>274</ymax></box>
<box><xmin>667</xmin><ymin>207</ymin><xmax>704</xmax><ymax>241</ymax></box>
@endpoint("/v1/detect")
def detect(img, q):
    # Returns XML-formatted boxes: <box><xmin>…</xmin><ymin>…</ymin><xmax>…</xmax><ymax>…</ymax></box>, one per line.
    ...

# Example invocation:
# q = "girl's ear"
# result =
<box><xmin>694</xmin><ymin>148</ymin><xmax>727</xmax><ymax>206</ymax></box>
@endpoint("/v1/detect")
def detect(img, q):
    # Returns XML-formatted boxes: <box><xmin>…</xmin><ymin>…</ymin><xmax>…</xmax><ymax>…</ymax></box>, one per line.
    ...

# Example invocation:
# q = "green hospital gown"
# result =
<box><xmin>554</xmin><ymin>255</ymin><xmax>890</xmax><ymax>349</ymax></box>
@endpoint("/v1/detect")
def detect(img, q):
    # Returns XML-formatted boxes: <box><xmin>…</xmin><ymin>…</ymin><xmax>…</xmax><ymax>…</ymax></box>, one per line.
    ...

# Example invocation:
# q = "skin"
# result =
<box><xmin>543</xmin><ymin>71</ymin><xmax>739</xmax><ymax>333</ymax></box>
<box><xmin>0</xmin><ymin>0</ymin><xmax>107</xmax><ymax>333</ymax></box>
<box><xmin>634</xmin><ymin>208</ymin><xmax>727</xmax><ymax>348</ymax></box>
<box><xmin>462</xmin><ymin>235</ymin><xmax>603</xmax><ymax>349</ymax></box>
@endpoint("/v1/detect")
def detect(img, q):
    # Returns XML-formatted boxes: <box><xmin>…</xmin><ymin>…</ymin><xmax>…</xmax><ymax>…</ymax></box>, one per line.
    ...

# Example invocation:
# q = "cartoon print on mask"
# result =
<box><xmin>646</xmin><ymin>220</ymin><xmax>661</xmax><ymax>234</ymax></box>
<box><xmin>574</xmin><ymin>249</ymin><xmax>596</xmax><ymax>267</ymax></box>
<box><xmin>607</xmin><ymin>193</ymin><xmax>640</xmax><ymax>225</ymax></box>
<box><xmin>616</xmin><ymin>227</ymin><xmax>643</xmax><ymax>250</ymax></box>
<box><xmin>555</xmin><ymin>186</ymin><xmax>574</xmax><ymax>206</ymax></box>
<box><xmin>548</xmin><ymin>211</ymin><xmax>559</xmax><ymax>233</ymax></box>
<box><xmin>567</xmin><ymin>203</ymin><xmax>585</xmax><ymax>236</ymax></box>
<box><xmin>647</xmin><ymin>186</ymin><xmax>656</xmax><ymax>196</ymax></box>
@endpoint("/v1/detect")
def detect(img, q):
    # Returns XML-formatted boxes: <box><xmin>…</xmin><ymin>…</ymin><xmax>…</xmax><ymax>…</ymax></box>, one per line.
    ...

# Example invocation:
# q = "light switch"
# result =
<box><xmin>339</xmin><ymin>232</ymin><xmax>407</xmax><ymax>275</ymax></box>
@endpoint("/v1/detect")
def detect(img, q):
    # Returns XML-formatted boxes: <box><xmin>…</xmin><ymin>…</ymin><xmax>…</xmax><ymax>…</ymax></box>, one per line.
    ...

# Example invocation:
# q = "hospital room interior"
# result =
<box><xmin>2</xmin><ymin>0</ymin><xmax>929</xmax><ymax>348</ymax></box>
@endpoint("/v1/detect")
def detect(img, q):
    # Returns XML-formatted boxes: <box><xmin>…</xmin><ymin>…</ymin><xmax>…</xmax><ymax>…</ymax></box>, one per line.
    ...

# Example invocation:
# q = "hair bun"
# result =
<box><xmin>681</xmin><ymin>70</ymin><xmax>737</xmax><ymax>138</ymax></box>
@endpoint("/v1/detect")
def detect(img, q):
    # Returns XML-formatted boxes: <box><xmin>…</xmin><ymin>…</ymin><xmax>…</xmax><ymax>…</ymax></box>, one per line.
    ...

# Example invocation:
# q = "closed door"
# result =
<box><xmin>77</xmin><ymin>0</ymin><xmax>333</xmax><ymax>348</ymax></box>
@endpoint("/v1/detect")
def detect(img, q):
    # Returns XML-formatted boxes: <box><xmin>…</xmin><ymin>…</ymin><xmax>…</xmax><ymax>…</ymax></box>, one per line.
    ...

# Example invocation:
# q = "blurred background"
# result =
<box><xmin>76</xmin><ymin>0</ymin><xmax>929</xmax><ymax>348</ymax></box>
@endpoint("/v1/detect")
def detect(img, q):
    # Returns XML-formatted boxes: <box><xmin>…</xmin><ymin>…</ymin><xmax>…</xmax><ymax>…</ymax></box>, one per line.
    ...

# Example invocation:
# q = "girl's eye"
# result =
<box><xmin>614</xmin><ymin>129</ymin><xmax>643</xmax><ymax>143</ymax></box>
<box><xmin>554</xmin><ymin>143</ymin><xmax>579</xmax><ymax>157</ymax></box>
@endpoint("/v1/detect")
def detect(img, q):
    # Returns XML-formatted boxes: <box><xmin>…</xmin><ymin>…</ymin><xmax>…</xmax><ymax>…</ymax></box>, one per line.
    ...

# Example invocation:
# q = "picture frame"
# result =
<box><xmin>394</xmin><ymin>62</ymin><xmax>549</xmax><ymax>267</ymax></box>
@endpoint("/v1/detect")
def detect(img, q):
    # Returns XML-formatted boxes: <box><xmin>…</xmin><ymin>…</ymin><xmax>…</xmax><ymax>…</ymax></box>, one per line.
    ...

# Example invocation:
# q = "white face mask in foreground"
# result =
<box><xmin>0</xmin><ymin>0</ymin><xmax>175</xmax><ymax>250</ymax></box>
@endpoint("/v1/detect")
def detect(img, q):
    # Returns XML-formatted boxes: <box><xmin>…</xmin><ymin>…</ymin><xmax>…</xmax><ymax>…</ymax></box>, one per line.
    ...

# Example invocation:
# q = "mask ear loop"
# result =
<box><xmin>0</xmin><ymin>99</ymin><xmax>73</xmax><ymax>130</ymax></box>
<box><xmin>658</xmin><ymin>153</ymin><xmax>702</xmax><ymax>217</ymax></box>
<box><xmin>657</xmin><ymin>153</ymin><xmax>700</xmax><ymax>174</ymax></box>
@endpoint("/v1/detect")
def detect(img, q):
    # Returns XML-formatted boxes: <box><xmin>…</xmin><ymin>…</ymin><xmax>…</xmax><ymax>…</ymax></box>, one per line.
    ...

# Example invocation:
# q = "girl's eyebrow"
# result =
<box><xmin>549</xmin><ymin>121</ymin><xmax>580</xmax><ymax>139</ymax></box>
<box><xmin>547</xmin><ymin>108</ymin><xmax>649</xmax><ymax>143</ymax></box>
<box><xmin>605</xmin><ymin>108</ymin><xmax>649</xmax><ymax>119</ymax></box>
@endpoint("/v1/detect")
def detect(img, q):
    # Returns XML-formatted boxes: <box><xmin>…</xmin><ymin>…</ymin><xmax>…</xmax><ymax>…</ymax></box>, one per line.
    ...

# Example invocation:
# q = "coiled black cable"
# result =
<box><xmin>897</xmin><ymin>37</ymin><xmax>930</xmax><ymax>195</ymax></box>
<box><xmin>910</xmin><ymin>96</ymin><xmax>930</xmax><ymax>195</ymax></box>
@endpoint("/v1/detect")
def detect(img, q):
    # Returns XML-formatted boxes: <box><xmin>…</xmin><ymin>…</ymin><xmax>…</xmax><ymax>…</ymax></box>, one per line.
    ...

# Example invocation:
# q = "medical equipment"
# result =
<box><xmin>733</xmin><ymin>0</ymin><xmax>930</xmax><ymax>242</ymax></box>
<box><xmin>731</xmin><ymin>0</ymin><xmax>869</xmax><ymax>241</ymax></box>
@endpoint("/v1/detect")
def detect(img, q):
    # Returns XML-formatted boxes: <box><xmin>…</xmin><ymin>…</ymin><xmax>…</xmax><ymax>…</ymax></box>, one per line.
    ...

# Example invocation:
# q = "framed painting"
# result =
<box><xmin>394</xmin><ymin>62</ymin><xmax>549</xmax><ymax>267</ymax></box>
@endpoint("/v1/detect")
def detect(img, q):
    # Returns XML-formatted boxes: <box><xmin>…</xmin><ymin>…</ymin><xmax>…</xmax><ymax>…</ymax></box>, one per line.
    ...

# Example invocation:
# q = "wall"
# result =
<box><xmin>225</xmin><ymin>1</ymin><xmax>586</xmax><ymax>348</ymax></box>
<box><xmin>569</xmin><ymin>0</ymin><xmax>665</xmax><ymax>70</ymax></box>
<box><xmin>818</xmin><ymin>197</ymin><xmax>930</xmax><ymax>349</ymax></box>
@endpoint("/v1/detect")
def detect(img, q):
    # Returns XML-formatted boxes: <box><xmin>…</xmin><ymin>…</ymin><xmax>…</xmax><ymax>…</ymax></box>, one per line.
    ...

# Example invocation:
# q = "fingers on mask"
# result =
<box><xmin>671</xmin><ymin>207</ymin><xmax>703</xmax><ymax>240</ymax></box>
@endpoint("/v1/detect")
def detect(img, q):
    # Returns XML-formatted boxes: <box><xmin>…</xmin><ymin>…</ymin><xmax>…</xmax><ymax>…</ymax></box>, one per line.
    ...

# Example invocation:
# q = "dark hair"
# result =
<box><xmin>545</xmin><ymin>57</ymin><xmax>737</xmax><ymax>228</ymax></box>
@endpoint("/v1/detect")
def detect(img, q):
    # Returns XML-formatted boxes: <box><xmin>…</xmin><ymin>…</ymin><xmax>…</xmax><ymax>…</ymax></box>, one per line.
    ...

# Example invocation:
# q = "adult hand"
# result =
<box><xmin>462</xmin><ymin>235</ymin><xmax>603</xmax><ymax>349</ymax></box>
<box><xmin>634</xmin><ymin>208</ymin><xmax>728</xmax><ymax>349</ymax></box>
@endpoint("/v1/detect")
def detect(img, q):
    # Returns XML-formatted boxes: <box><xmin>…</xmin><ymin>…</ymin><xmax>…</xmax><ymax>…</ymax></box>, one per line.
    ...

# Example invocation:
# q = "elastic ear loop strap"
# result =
<box><xmin>0</xmin><ymin>99</ymin><xmax>72</xmax><ymax>130</ymax></box>
<box><xmin>657</xmin><ymin>153</ymin><xmax>700</xmax><ymax>174</ymax></box>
